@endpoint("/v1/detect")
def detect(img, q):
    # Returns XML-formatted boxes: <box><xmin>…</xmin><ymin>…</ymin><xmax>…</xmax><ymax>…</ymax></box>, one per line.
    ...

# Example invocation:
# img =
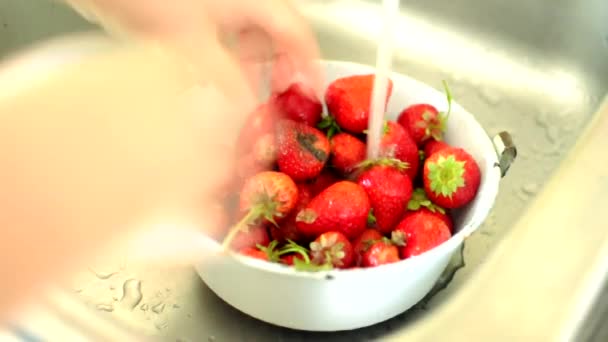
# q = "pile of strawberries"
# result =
<box><xmin>216</xmin><ymin>74</ymin><xmax>481</xmax><ymax>270</ymax></box>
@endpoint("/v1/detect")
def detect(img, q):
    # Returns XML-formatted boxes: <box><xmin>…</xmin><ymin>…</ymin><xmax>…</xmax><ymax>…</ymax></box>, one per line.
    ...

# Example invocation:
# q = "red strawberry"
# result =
<box><xmin>270</xmin><ymin>83</ymin><xmax>323</xmax><ymax>127</ymax></box>
<box><xmin>280</xmin><ymin>253</ymin><xmax>306</xmax><ymax>266</ymax></box>
<box><xmin>361</xmin><ymin>240</ymin><xmax>400</xmax><ymax>267</ymax></box>
<box><xmin>423</xmin><ymin>139</ymin><xmax>451</xmax><ymax>158</ymax></box>
<box><xmin>240</xmin><ymin>247</ymin><xmax>269</xmax><ymax>261</ymax></box>
<box><xmin>397</xmin><ymin>81</ymin><xmax>453</xmax><ymax>146</ymax></box>
<box><xmin>407</xmin><ymin>188</ymin><xmax>453</xmax><ymax>231</ymax></box>
<box><xmin>423</xmin><ymin>147</ymin><xmax>481</xmax><ymax>209</ymax></box>
<box><xmin>310</xmin><ymin>231</ymin><xmax>354</xmax><ymax>269</ymax></box>
<box><xmin>308</xmin><ymin>170</ymin><xmax>341</xmax><ymax>196</ymax></box>
<box><xmin>397</xmin><ymin>104</ymin><xmax>444</xmax><ymax>146</ymax></box>
<box><xmin>356</xmin><ymin>160</ymin><xmax>413</xmax><ymax>234</ymax></box>
<box><xmin>392</xmin><ymin>210</ymin><xmax>452</xmax><ymax>258</ymax></box>
<box><xmin>269</xmin><ymin>183</ymin><xmax>313</xmax><ymax>243</ymax></box>
<box><xmin>236</xmin><ymin>103</ymin><xmax>276</xmax><ymax>157</ymax></box>
<box><xmin>330</xmin><ymin>133</ymin><xmax>366</xmax><ymax>175</ymax></box>
<box><xmin>379</xmin><ymin>121</ymin><xmax>419</xmax><ymax>181</ymax></box>
<box><xmin>352</xmin><ymin>229</ymin><xmax>383</xmax><ymax>265</ymax></box>
<box><xmin>325</xmin><ymin>74</ymin><xmax>394</xmax><ymax>134</ymax></box>
<box><xmin>229</xmin><ymin>224</ymin><xmax>270</xmax><ymax>251</ymax></box>
<box><xmin>296</xmin><ymin>181</ymin><xmax>371</xmax><ymax>239</ymax></box>
<box><xmin>222</xmin><ymin>171</ymin><xmax>298</xmax><ymax>249</ymax></box>
<box><xmin>276</xmin><ymin>119</ymin><xmax>330</xmax><ymax>181</ymax></box>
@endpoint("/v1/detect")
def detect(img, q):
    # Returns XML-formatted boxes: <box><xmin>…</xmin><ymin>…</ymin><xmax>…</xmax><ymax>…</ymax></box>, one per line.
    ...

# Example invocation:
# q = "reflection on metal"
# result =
<box><xmin>493</xmin><ymin>132</ymin><xmax>517</xmax><ymax>178</ymax></box>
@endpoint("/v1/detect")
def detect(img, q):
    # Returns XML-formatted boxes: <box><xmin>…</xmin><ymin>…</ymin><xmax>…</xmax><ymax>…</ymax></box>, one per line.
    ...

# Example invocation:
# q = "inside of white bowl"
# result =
<box><xmin>205</xmin><ymin>60</ymin><xmax>502</xmax><ymax>271</ymax></box>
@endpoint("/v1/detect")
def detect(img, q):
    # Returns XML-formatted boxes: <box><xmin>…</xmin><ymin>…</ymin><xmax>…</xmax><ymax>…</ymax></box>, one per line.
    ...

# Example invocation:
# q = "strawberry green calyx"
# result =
<box><xmin>427</xmin><ymin>155</ymin><xmax>466</xmax><ymax>198</ymax></box>
<box><xmin>221</xmin><ymin>209</ymin><xmax>260</xmax><ymax>250</ymax></box>
<box><xmin>278</xmin><ymin>239</ymin><xmax>311</xmax><ymax>264</ymax></box>
<box><xmin>317</xmin><ymin>115</ymin><xmax>342</xmax><ymax>139</ymax></box>
<box><xmin>391</xmin><ymin>230</ymin><xmax>407</xmax><ymax>247</ymax></box>
<box><xmin>407</xmin><ymin>188</ymin><xmax>446</xmax><ymax>214</ymax></box>
<box><xmin>367</xmin><ymin>209</ymin><xmax>377</xmax><ymax>226</ymax></box>
<box><xmin>257</xmin><ymin>240</ymin><xmax>281</xmax><ymax>263</ymax></box>
<box><xmin>310</xmin><ymin>233</ymin><xmax>346</xmax><ymax>267</ymax></box>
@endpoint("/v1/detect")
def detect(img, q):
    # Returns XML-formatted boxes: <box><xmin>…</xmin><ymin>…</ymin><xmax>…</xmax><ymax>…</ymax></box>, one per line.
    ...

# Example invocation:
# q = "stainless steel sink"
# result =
<box><xmin>1</xmin><ymin>0</ymin><xmax>607</xmax><ymax>340</ymax></box>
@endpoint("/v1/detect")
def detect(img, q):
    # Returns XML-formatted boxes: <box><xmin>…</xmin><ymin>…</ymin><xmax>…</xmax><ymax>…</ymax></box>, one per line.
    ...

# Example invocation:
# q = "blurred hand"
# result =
<box><xmin>0</xmin><ymin>0</ymin><xmax>322</xmax><ymax>312</ymax></box>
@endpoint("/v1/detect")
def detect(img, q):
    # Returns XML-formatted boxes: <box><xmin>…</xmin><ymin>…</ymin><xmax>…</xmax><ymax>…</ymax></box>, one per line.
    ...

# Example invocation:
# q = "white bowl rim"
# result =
<box><xmin>199</xmin><ymin>59</ymin><xmax>503</xmax><ymax>279</ymax></box>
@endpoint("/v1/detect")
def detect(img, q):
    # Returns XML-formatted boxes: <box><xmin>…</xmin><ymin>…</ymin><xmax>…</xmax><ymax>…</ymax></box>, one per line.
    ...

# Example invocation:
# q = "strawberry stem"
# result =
<box><xmin>441</xmin><ymin>80</ymin><xmax>453</xmax><ymax>120</ymax></box>
<box><xmin>278</xmin><ymin>239</ymin><xmax>311</xmax><ymax>263</ymax></box>
<box><xmin>221</xmin><ymin>209</ymin><xmax>259</xmax><ymax>250</ymax></box>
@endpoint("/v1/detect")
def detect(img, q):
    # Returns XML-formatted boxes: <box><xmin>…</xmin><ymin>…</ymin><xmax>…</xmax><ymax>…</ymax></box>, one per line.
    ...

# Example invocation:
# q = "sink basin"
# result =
<box><xmin>1</xmin><ymin>0</ymin><xmax>607</xmax><ymax>340</ymax></box>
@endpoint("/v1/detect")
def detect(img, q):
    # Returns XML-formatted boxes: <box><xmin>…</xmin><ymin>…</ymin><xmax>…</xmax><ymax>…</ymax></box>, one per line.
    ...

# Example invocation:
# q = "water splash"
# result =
<box><xmin>521</xmin><ymin>183</ymin><xmax>539</xmax><ymax>196</ymax></box>
<box><xmin>120</xmin><ymin>279</ymin><xmax>143</xmax><ymax>310</ymax></box>
<box><xmin>152</xmin><ymin>302</ymin><xmax>166</xmax><ymax>314</ymax></box>
<box><xmin>477</xmin><ymin>87</ymin><xmax>502</xmax><ymax>106</ymax></box>
<box><xmin>89</xmin><ymin>268</ymin><xmax>118</xmax><ymax>280</ymax></box>
<box><xmin>96</xmin><ymin>303</ymin><xmax>114</xmax><ymax>312</ymax></box>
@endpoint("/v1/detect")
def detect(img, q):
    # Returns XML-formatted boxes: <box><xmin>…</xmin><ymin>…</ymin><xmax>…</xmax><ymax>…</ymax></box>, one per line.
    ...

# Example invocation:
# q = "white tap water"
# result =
<box><xmin>366</xmin><ymin>0</ymin><xmax>400</xmax><ymax>159</ymax></box>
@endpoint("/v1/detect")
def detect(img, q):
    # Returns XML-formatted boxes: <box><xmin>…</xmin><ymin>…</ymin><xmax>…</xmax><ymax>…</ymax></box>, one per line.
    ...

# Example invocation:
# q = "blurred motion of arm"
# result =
<box><xmin>0</xmin><ymin>0</ymin><xmax>321</xmax><ymax>315</ymax></box>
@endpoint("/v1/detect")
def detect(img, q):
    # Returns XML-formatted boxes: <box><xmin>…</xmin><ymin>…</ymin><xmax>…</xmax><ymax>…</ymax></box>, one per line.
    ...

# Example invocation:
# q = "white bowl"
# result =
<box><xmin>194</xmin><ymin>60</ymin><xmax>506</xmax><ymax>332</ymax></box>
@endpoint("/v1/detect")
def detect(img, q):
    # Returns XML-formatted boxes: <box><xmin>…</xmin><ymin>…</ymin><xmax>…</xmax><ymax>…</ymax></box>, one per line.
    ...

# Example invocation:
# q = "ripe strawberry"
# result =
<box><xmin>269</xmin><ymin>183</ymin><xmax>313</xmax><ymax>243</ymax></box>
<box><xmin>276</xmin><ymin>119</ymin><xmax>330</xmax><ymax>181</ymax></box>
<box><xmin>397</xmin><ymin>81</ymin><xmax>453</xmax><ymax>146</ymax></box>
<box><xmin>229</xmin><ymin>224</ymin><xmax>270</xmax><ymax>251</ymax></box>
<box><xmin>236</xmin><ymin>103</ymin><xmax>276</xmax><ymax>157</ymax></box>
<box><xmin>423</xmin><ymin>147</ymin><xmax>481</xmax><ymax>209</ymax></box>
<box><xmin>280</xmin><ymin>253</ymin><xmax>306</xmax><ymax>266</ymax></box>
<box><xmin>308</xmin><ymin>170</ymin><xmax>341</xmax><ymax>196</ymax></box>
<box><xmin>325</xmin><ymin>74</ymin><xmax>394</xmax><ymax>134</ymax></box>
<box><xmin>392</xmin><ymin>210</ymin><xmax>452</xmax><ymax>258</ymax></box>
<box><xmin>310</xmin><ymin>231</ymin><xmax>354</xmax><ymax>269</ymax></box>
<box><xmin>278</xmin><ymin>240</ymin><xmax>311</xmax><ymax>265</ymax></box>
<box><xmin>270</xmin><ymin>83</ymin><xmax>323</xmax><ymax>127</ymax></box>
<box><xmin>423</xmin><ymin>139</ymin><xmax>451</xmax><ymax>159</ymax></box>
<box><xmin>361</xmin><ymin>240</ymin><xmax>400</xmax><ymax>267</ymax></box>
<box><xmin>222</xmin><ymin>171</ymin><xmax>298</xmax><ymax>249</ymax></box>
<box><xmin>330</xmin><ymin>133</ymin><xmax>366</xmax><ymax>175</ymax></box>
<box><xmin>379</xmin><ymin>121</ymin><xmax>419</xmax><ymax>181</ymax></box>
<box><xmin>356</xmin><ymin>160</ymin><xmax>413</xmax><ymax>234</ymax></box>
<box><xmin>352</xmin><ymin>229</ymin><xmax>383</xmax><ymax>265</ymax></box>
<box><xmin>407</xmin><ymin>188</ymin><xmax>453</xmax><ymax>231</ymax></box>
<box><xmin>296</xmin><ymin>181</ymin><xmax>371</xmax><ymax>239</ymax></box>
<box><xmin>240</xmin><ymin>247</ymin><xmax>269</xmax><ymax>261</ymax></box>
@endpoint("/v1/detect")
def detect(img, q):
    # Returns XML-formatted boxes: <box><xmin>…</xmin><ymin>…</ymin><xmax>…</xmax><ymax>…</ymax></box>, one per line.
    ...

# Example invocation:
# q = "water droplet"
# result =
<box><xmin>187</xmin><ymin>313</ymin><xmax>192</xmax><ymax>318</ymax></box>
<box><xmin>172</xmin><ymin>303</ymin><xmax>180</xmax><ymax>309</ymax></box>
<box><xmin>96</xmin><ymin>303</ymin><xmax>114</xmax><ymax>312</ymax></box>
<box><xmin>109</xmin><ymin>285</ymin><xmax>115</xmax><ymax>290</ymax></box>
<box><xmin>155</xmin><ymin>321</ymin><xmax>168</xmax><ymax>330</ymax></box>
<box><xmin>141</xmin><ymin>303</ymin><xmax>149</xmax><ymax>311</ymax></box>
<box><xmin>208</xmin><ymin>336</ymin><xmax>216</xmax><ymax>342</ymax></box>
<box><xmin>152</xmin><ymin>303</ymin><xmax>166</xmax><ymax>314</ymax></box>
<box><xmin>522</xmin><ymin>183</ymin><xmax>539</xmax><ymax>195</ymax></box>
<box><xmin>89</xmin><ymin>268</ymin><xmax>118</xmax><ymax>280</ymax></box>
<box><xmin>477</xmin><ymin>87</ymin><xmax>502</xmax><ymax>106</ymax></box>
<box><xmin>545</xmin><ymin>126</ymin><xmax>560</xmax><ymax>144</ymax></box>
<box><xmin>112</xmin><ymin>296</ymin><xmax>119</xmax><ymax>301</ymax></box>
<box><xmin>120</xmin><ymin>279</ymin><xmax>143</xmax><ymax>310</ymax></box>
<box><xmin>74</xmin><ymin>288</ymin><xmax>83</xmax><ymax>293</ymax></box>
<box><xmin>535</xmin><ymin>111</ymin><xmax>549</xmax><ymax>128</ymax></box>
<box><xmin>165</xmin><ymin>288</ymin><xmax>171</xmax><ymax>293</ymax></box>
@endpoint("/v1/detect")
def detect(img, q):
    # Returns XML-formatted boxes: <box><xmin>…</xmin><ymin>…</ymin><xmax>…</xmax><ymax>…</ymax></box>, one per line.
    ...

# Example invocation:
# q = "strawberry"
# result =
<box><xmin>325</xmin><ymin>74</ymin><xmax>394</xmax><ymax>134</ymax></box>
<box><xmin>278</xmin><ymin>240</ymin><xmax>311</xmax><ymax>266</ymax></box>
<box><xmin>407</xmin><ymin>188</ymin><xmax>453</xmax><ymax>231</ymax></box>
<box><xmin>397</xmin><ymin>81</ymin><xmax>453</xmax><ymax>146</ymax></box>
<box><xmin>269</xmin><ymin>183</ymin><xmax>313</xmax><ymax>243</ymax></box>
<box><xmin>236</xmin><ymin>103</ymin><xmax>276</xmax><ymax>157</ymax></box>
<box><xmin>281</xmin><ymin>253</ymin><xmax>306</xmax><ymax>266</ymax></box>
<box><xmin>423</xmin><ymin>139</ymin><xmax>451</xmax><ymax>158</ymax></box>
<box><xmin>270</xmin><ymin>83</ymin><xmax>322</xmax><ymax>127</ymax></box>
<box><xmin>392</xmin><ymin>210</ymin><xmax>452</xmax><ymax>258</ymax></box>
<box><xmin>423</xmin><ymin>147</ymin><xmax>481</xmax><ymax>209</ymax></box>
<box><xmin>296</xmin><ymin>181</ymin><xmax>371</xmax><ymax>239</ymax></box>
<box><xmin>361</xmin><ymin>240</ymin><xmax>400</xmax><ymax>267</ymax></box>
<box><xmin>379</xmin><ymin>121</ymin><xmax>419</xmax><ymax>181</ymax></box>
<box><xmin>310</xmin><ymin>231</ymin><xmax>355</xmax><ymax>269</ymax></box>
<box><xmin>307</xmin><ymin>170</ymin><xmax>341</xmax><ymax>196</ymax></box>
<box><xmin>222</xmin><ymin>171</ymin><xmax>298</xmax><ymax>249</ymax></box>
<box><xmin>229</xmin><ymin>224</ymin><xmax>270</xmax><ymax>251</ymax></box>
<box><xmin>240</xmin><ymin>247</ymin><xmax>269</xmax><ymax>261</ymax></box>
<box><xmin>276</xmin><ymin>119</ymin><xmax>330</xmax><ymax>181</ymax></box>
<box><xmin>352</xmin><ymin>228</ymin><xmax>383</xmax><ymax>265</ymax></box>
<box><xmin>252</xmin><ymin>133</ymin><xmax>277</xmax><ymax>169</ymax></box>
<box><xmin>330</xmin><ymin>132</ymin><xmax>366</xmax><ymax>175</ymax></box>
<box><xmin>356</xmin><ymin>160</ymin><xmax>413</xmax><ymax>234</ymax></box>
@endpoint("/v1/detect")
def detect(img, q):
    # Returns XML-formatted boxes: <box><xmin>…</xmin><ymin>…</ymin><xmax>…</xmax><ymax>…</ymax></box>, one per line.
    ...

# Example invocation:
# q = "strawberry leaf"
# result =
<box><xmin>293</xmin><ymin>258</ymin><xmax>333</xmax><ymax>272</ymax></box>
<box><xmin>318</xmin><ymin>115</ymin><xmax>341</xmax><ymax>139</ymax></box>
<box><xmin>427</xmin><ymin>155</ymin><xmax>465</xmax><ymax>198</ymax></box>
<box><xmin>407</xmin><ymin>188</ymin><xmax>446</xmax><ymax>214</ymax></box>
<box><xmin>257</xmin><ymin>240</ymin><xmax>281</xmax><ymax>262</ymax></box>
<box><xmin>367</xmin><ymin>209</ymin><xmax>377</xmax><ymax>226</ymax></box>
